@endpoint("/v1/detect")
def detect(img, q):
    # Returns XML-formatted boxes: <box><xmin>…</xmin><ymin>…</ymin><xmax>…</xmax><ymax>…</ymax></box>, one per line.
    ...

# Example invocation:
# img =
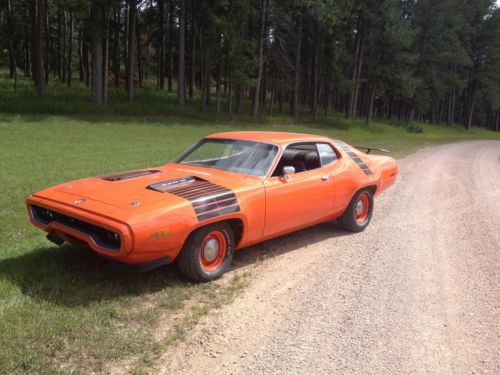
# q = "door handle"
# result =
<box><xmin>321</xmin><ymin>175</ymin><xmax>329</xmax><ymax>181</ymax></box>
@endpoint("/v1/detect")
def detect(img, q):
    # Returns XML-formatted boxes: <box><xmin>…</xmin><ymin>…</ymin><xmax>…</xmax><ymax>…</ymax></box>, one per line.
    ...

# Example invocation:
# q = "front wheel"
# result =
<box><xmin>177</xmin><ymin>222</ymin><xmax>234</xmax><ymax>282</ymax></box>
<box><xmin>337</xmin><ymin>189</ymin><xmax>374</xmax><ymax>232</ymax></box>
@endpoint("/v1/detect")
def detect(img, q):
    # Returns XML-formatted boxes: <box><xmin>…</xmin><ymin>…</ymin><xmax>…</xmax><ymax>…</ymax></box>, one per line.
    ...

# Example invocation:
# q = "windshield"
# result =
<box><xmin>176</xmin><ymin>139</ymin><xmax>279</xmax><ymax>177</ymax></box>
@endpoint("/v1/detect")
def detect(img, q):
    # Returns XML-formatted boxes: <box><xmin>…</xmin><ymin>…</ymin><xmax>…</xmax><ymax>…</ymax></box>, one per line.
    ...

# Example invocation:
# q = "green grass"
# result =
<box><xmin>0</xmin><ymin>74</ymin><xmax>499</xmax><ymax>373</ymax></box>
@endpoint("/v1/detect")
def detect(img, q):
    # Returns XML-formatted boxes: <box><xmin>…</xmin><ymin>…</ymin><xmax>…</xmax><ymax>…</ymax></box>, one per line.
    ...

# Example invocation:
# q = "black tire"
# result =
<box><xmin>337</xmin><ymin>189</ymin><xmax>374</xmax><ymax>232</ymax></box>
<box><xmin>177</xmin><ymin>222</ymin><xmax>234</xmax><ymax>282</ymax></box>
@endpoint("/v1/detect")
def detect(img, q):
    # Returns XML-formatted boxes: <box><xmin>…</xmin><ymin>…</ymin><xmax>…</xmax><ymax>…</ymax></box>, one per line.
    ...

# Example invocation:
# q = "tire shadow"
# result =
<box><xmin>230</xmin><ymin>221</ymin><xmax>351</xmax><ymax>271</ymax></box>
<box><xmin>0</xmin><ymin>221</ymin><xmax>351</xmax><ymax>307</ymax></box>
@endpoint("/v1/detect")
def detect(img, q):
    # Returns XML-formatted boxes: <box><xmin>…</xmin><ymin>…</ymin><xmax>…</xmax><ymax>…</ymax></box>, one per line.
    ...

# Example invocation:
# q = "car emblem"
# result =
<box><xmin>150</xmin><ymin>229</ymin><xmax>171</xmax><ymax>240</ymax></box>
<box><xmin>74</xmin><ymin>198</ymin><xmax>86</xmax><ymax>205</ymax></box>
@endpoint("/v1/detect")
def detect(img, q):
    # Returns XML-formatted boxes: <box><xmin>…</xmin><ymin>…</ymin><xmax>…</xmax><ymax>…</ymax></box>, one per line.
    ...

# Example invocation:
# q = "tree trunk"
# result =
<box><xmin>216</xmin><ymin>54</ymin><xmax>223</xmax><ymax>115</ymax></box>
<box><xmin>113</xmin><ymin>7</ymin><xmax>120</xmax><ymax>87</ymax></box>
<box><xmin>167</xmin><ymin>0</ymin><xmax>174</xmax><ymax>91</ymax></box>
<box><xmin>200</xmin><ymin>52</ymin><xmax>206</xmax><ymax>112</ymax></box>
<box><xmin>251</xmin><ymin>0</ymin><xmax>267</xmax><ymax>116</ymax></box>
<box><xmin>8</xmin><ymin>39</ymin><xmax>18</xmax><ymax>88</ymax></box>
<box><xmin>78</xmin><ymin>28</ymin><xmax>84</xmax><ymax>82</ymax></box>
<box><xmin>126</xmin><ymin>0</ymin><xmax>137</xmax><ymax>102</ymax></box>
<box><xmin>323</xmin><ymin>82</ymin><xmax>330</xmax><ymax>116</ymax></box>
<box><xmin>447</xmin><ymin>89</ymin><xmax>456</xmax><ymax>126</ymax></box>
<box><xmin>347</xmin><ymin>26</ymin><xmax>364</xmax><ymax>119</ymax></box>
<box><xmin>223</xmin><ymin>55</ymin><xmax>229</xmax><ymax>93</ymax></box>
<box><xmin>67</xmin><ymin>11</ymin><xmax>73</xmax><ymax>87</ymax></box>
<box><xmin>178</xmin><ymin>0</ymin><xmax>186</xmax><ymax>107</ymax></box>
<box><xmin>227</xmin><ymin>83</ymin><xmax>233</xmax><ymax>114</ymax></box>
<box><xmin>7</xmin><ymin>33</ymin><xmax>16</xmax><ymax>80</ymax></box>
<box><xmin>43</xmin><ymin>0</ymin><xmax>49</xmax><ymax>84</ymax></box>
<box><xmin>103</xmin><ymin>9</ymin><xmax>109</xmax><ymax>106</ymax></box>
<box><xmin>6</xmin><ymin>0</ymin><xmax>18</xmax><ymax>86</ymax></box>
<box><xmin>268</xmin><ymin>89</ymin><xmax>275</xmax><ymax>115</ymax></box>
<box><xmin>31</xmin><ymin>0</ymin><xmax>45</xmax><ymax>96</ymax></box>
<box><xmin>83</xmin><ymin>40</ymin><xmax>90</xmax><ymax>87</ymax></box>
<box><xmin>61</xmin><ymin>10</ymin><xmax>67</xmax><ymax>82</ymax></box>
<box><xmin>124</xmin><ymin>5</ymin><xmax>128</xmax><ymax>60</ymax></box>
<box><xmin>57</xmin><ymin>3</ymin><xmax>62</xmax><ymax>80</ymax></box>
<box><xmin>24</xmin><ymin>23</ymin><xmax>31</xmax><ymax>77</ymax></box>
<box><xmin>158</xmin><ymin>0</ymin><xmax>165</xmax><ymax>89</ymax></box>
<box><xmin>236</xmin><ymin>85</ymin><xmax>243</xmax><ymax>114</ymax></box>
<box><xmin>465</xmin><ymin>86</ymin><xmax>477</xmax><ymax>130</ymax></box>
<box><xmin>408</xmin><ymin>105</ymin><xmax>415</xmax><ymax>124</ymax></box>
<box><xmin>261</xmin><ymin>69</ymin><xmax>267</xmax><ymax>106</ymax></box>
<box><xmin>365</xmin><ymin>82</ymin><xmax>376</xmax><ymax>126</ymax></box>
<box><xmin>206</xmin><ymin>62</ymin><xmax>211</xmax><ymax>107</ymax></box>
<box><xmin>136</xmin><ymin>20</ymin><xmax>143</xmax><ymax>87</ymax></box>
<box><xmin>311</xmin><ymin>38</ymin><xmax>320</xmax><ymax>120</ymax></box>
<box><xmin>291</xmin><ymin>10</ymin><xmax>303</xmax><ymax>119</ymax></box>
<box><xmin>90</xmin><ymin>2</ymin><xmax>104</xmax><ymax>105</ymax></box>
<box><xmin>189</xmin><ymin>1</ymin><xmax>195</xmax><ymax>98</ymax></box>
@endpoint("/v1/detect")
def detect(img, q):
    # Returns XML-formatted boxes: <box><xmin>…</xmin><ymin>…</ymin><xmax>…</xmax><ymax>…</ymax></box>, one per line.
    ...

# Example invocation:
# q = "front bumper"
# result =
<box><xmin>27</xmin><ymin>196</ymin><xmax>134</xmax><ymax>260</ymax></box>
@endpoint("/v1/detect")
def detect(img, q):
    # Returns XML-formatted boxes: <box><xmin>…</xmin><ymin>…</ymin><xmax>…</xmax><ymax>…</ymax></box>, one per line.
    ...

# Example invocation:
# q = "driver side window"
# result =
<box><xmin>272</xmin><ymin>143</ymin><xmax>321</xmax><ymax>176</ymax></box>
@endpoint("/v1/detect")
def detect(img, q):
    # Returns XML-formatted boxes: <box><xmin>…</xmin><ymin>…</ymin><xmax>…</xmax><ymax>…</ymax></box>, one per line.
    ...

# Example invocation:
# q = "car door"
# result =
<box><xmin>263</xmin><ymin>142</ymin><xmax>339</xmax><ymax>239</ymax></box>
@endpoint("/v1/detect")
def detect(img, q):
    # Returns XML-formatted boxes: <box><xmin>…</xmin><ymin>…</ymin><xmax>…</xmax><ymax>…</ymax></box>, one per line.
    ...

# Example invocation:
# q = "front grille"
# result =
<box><xmin>30</xmin><ymin>205</ymin><xmax>121</xmax><ymax>251</ymax></box>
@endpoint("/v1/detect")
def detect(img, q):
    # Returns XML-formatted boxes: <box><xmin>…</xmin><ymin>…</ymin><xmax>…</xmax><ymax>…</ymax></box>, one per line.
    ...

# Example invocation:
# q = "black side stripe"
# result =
<box><xmin>147</xmin><ymin>177</ymin><xmax>241</xmax><ymax>221</ymax></box>
<box><xmin>197</xmin><ymin>205</ymin><xmax>240</xmax><ymax>222</ymax></box>
<box><xmin>194</xmin><ymin>203</ymin><xmax>219</xmax><ymax>214</ymax></box>
<box><xmin>334</xmin><ymin>140</ymin><xmax>373</xmax><ymax>175</ymax></box>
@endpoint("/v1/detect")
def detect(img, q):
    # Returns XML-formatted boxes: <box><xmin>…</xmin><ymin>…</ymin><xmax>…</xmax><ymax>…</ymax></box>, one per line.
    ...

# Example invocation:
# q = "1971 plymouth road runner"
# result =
<box><xmin>27</xmin><ymin>132</ymin><xmax>398</xmax><ymax>281</ymax></box>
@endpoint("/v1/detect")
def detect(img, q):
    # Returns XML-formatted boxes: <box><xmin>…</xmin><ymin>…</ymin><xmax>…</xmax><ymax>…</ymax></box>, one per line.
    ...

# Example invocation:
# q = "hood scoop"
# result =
<box><xmin>147</xmin><ymin>176</ymin><xmax>232</xmax><ymax>199</ymax></box>
<box><xmin>101</xmin><ymin>169</ymin><xmax>161</xmax><ymax>182</ymax></box>
<box><xmin>147</xmin><ymin>177</ymin><xmax>200</xmax><ymax>193</ymax></box>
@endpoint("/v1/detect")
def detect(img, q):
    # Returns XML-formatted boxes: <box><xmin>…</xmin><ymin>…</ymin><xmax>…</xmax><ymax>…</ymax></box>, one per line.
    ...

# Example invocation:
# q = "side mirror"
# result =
<box><xmin>281</xmin><ymin>166</ymin><xmax>295</xmax><ymax>181</ymax></box>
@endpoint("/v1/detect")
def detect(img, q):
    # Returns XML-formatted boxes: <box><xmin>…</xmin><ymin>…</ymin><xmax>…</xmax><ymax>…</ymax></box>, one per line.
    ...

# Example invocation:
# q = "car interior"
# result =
<box><xmin>272</xmin><ymin>143</ymin><xmax>321</xmax><ymax>176</ymax></box>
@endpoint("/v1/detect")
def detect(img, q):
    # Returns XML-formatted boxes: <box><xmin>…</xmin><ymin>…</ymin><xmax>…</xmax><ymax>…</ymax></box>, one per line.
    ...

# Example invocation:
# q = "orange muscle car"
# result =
<box><xmin>26</xmin><ymin>132</ymin><xmax>398</xmax><ymax>281</ymax></box>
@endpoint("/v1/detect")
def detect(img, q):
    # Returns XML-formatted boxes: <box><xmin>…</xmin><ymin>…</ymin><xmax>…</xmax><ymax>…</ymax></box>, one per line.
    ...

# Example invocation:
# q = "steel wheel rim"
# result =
<box><xmin>200</xmin><ymin>231</ymin><xmax>227</xmax><ymax>272</ymax></box>
<box><xmin>355</xmin><ymin>193</ymin><xmax>370</xmax><ymax>223</ymax></box>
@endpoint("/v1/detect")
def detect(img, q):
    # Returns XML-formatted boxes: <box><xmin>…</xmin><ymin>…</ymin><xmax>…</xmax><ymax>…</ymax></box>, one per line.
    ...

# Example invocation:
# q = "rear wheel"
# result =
<box><xmin>337</xmin><ymin>189</ymin><xmax>374</xmax><ymax>232</ymax></box>
<box><xmin>177</xmin><ymin>222</ymin><xmax>234</xmax><ymax>282</ymax></box>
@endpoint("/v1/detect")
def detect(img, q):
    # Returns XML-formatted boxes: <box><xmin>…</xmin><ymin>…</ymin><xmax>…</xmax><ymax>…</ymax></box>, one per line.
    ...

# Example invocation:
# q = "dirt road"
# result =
<box><xmin>158</xmin><ymin>141</ymin><xmax>500</xmax><ymax>374</ymax></box>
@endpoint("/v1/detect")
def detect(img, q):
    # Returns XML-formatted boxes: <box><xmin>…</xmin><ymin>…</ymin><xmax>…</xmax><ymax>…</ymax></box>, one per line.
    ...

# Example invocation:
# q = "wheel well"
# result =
<box><xmin>365</xmin><ymin>185</ymin><xmax>377</xmax><ymax>195</ymax></box>
<box><xmin>187</xmin><ymin>218</ymin><xmax>244</xmax><ymax>248</ymax></box>
<box><xmin>225</xmin><ymin>218</ymin><xmax>244</xmax><ymax>246</ymax></box>
<box><xmin>349</xmin><ymin>185</ymin><xmax>377</xmax><ymax>205</ymax></box>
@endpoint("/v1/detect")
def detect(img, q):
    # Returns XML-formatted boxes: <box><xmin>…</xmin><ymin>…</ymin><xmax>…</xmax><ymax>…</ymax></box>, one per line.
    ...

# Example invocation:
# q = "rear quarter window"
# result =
<box><xmin>317</xmin><ymin>143</ymin><xmax>339</xmax><ymax>166</ymax></box>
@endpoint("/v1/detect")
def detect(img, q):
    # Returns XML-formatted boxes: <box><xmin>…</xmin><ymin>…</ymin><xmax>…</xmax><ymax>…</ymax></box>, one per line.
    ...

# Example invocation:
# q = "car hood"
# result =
<box><xmin>33</xmin><ymin>163</ymin><xmax>261</xmax><ymax>215</ymax></box>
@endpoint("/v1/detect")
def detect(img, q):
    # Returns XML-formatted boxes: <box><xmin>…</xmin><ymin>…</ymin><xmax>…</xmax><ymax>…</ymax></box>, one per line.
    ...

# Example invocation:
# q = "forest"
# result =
<box><xmin>0</xmin><ymin>0</ymin><xmax>499</xmax><ymax>131</ymax></box>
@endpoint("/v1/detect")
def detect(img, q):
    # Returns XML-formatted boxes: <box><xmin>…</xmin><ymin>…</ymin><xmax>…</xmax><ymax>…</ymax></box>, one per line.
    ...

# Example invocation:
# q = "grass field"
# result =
<box><xmin>1</xmin><ymin>75</ymin><xmax>499</xmax><ymax>373</ymax></box>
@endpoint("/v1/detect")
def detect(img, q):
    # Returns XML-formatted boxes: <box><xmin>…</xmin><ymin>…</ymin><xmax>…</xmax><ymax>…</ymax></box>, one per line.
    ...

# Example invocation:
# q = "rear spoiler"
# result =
<box><xmin>353</xmin><ymin>146</ymin><xmax>390</xmax><ymax>154</ymax></box>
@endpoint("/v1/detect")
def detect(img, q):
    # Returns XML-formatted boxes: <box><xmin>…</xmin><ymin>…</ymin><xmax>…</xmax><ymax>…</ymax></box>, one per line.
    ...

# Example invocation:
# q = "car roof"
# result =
<box><xmin>206</xmin><ymin>131</ymin><xmax>332</xmax><ymax>146</ymax></box>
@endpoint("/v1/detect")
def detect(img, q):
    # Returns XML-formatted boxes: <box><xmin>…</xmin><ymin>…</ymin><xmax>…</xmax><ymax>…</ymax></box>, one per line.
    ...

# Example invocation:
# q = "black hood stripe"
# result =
<box><xmin>147</xmin><ymin>177</ymin><xmax>241</xmax><ymax>221</ymax></box>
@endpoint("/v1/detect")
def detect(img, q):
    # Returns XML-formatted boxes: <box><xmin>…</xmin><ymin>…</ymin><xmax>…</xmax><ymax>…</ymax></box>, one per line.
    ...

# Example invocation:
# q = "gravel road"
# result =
<box><xmin>158</xmin><ymin>140</ymin><xmax>500</xmax><ymax>375</ymax></box>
